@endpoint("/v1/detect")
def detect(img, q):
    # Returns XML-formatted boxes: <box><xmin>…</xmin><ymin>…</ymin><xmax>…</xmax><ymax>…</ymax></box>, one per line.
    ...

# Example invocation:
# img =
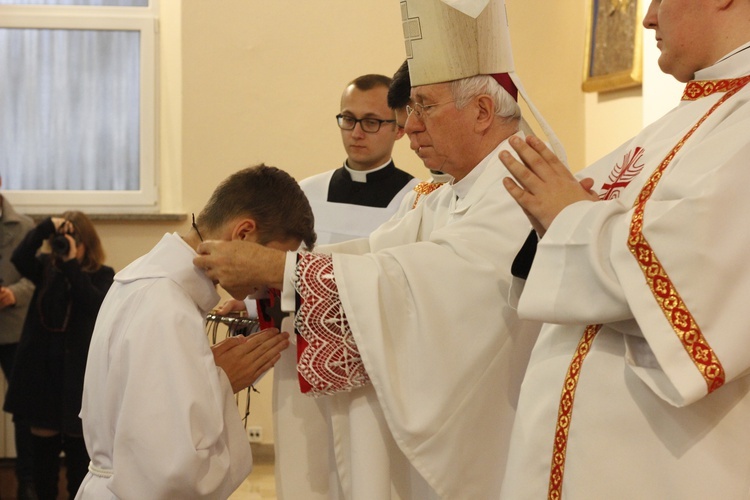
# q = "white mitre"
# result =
<box><xmin>400</xmin><ymin>0</ymin><xmax>567</xmax><ymax>164</ymax></box>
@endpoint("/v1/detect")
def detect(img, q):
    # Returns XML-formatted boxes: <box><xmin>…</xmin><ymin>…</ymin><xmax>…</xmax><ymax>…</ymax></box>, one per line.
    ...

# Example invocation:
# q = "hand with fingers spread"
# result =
<box><xmin>212</xmin><ymin>328</ymin><xmax>290</xmax><ymax>393</ymax></box>
<box><xmin>500</xmin><ymin>135</ymin><xmax>598</xmax><ymax>235</ymax></box>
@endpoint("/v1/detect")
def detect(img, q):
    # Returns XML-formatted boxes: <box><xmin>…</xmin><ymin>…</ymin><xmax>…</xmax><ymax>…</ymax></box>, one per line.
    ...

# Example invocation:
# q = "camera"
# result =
<box><xmin>50</xmin><ymin>234</ymin><xmax>72</xmax><ymax>256</ymax></box>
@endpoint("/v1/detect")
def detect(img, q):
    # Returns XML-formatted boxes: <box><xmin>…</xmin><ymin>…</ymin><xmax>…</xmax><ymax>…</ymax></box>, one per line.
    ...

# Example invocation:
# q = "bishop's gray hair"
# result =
<box><xmin>449</xmin><ymin>75</ymin><xmax>521</xmax><ymax>122</ymax></box>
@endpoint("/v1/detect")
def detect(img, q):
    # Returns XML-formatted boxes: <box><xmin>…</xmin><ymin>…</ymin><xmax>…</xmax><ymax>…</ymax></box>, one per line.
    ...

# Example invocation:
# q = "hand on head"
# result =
<box><xmin>194</xmin><ymin>240</ymin><xmax>287</xmax><ymax>299</ymax></box>
<box><xmin>501</xmin><ymin>135</ymin><xmax>599</xmax><ymax>236</ymax></box>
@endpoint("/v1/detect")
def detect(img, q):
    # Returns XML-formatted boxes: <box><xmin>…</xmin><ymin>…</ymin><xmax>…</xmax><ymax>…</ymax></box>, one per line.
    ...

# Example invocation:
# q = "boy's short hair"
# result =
<box><xmin>197</xmin><ymin>164</ymin><xmax>316</xmax><ymax>250</ymax></box>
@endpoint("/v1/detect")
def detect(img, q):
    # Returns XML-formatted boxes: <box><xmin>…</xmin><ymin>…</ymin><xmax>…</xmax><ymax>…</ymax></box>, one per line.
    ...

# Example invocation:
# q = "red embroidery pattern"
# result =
<box><xmin>548</xmin><ymin>324</ymin><xmax>601</xmax><ymax>500</ymax></box>
<box><xmin>294</xmin><ymin>253</ymin><xmax>370</xmax><ymax>396</ymax></box>
<box><xmin>547</xmin><ymin>76</ymin><xmax>750</xmax><ymax>498</ymax></box>
<box><xmin>599</xmin><ymin>147</ymin><xmax>646</xmax><ymax>200</ymax></box>
<box><xmin>682</xmin><ymin>75</ymin><xmax>750</xmax><ymax>101</ymax></box>
<box><xmin>625</xmin><ymin>80</ymin><xmax>750</xmax><ymax>393</ymax></box>
<box><xmin>411</xmin><ymin>181</ymin><xmax>444</xmax><ymax>209</ymax></box>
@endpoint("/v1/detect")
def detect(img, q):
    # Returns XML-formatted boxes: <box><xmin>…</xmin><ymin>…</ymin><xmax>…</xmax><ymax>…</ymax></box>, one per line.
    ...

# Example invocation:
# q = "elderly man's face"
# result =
<box><xmin>404</xmin><ymin>83</ymin><xmax>476</xmax><ymax>181</ymax></box>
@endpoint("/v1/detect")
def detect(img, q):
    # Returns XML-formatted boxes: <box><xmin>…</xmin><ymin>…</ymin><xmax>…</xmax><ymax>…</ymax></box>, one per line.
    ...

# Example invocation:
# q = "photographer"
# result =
<box><xmin>3</xmin><ymin>212</ymin><xmax>114</xmax><ymax>499</ymax></box>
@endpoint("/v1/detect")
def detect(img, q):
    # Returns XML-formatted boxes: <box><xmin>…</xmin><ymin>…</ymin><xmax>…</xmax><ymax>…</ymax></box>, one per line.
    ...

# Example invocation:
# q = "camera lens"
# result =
<box><xmin>50</xmin><ymin>234</ymin><xmax>71</xmax><ymax>256</ymax></box>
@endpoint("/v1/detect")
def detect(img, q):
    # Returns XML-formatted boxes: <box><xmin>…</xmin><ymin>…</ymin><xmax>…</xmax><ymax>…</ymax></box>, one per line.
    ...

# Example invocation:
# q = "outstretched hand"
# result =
<box><xmin>211</xmin><ymin>328</ymin><xmax>290</xmax><ymax>393</ymax></box>
<box><xmin>193</xmin><ymin>240</ymin><xmax>286</xmax><ymax>299</ymax></box>
<box><xmin>500</xmin><ymin>135</ymin><xmax>598</xmax><ymax>236</ymax></box>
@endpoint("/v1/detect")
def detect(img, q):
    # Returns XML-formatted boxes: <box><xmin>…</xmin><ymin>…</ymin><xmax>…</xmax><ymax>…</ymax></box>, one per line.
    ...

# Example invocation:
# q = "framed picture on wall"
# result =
<box><xmin>582</xmin><ymin>0</ymin><xmax>643</xmax><ymax>92</ymax></box>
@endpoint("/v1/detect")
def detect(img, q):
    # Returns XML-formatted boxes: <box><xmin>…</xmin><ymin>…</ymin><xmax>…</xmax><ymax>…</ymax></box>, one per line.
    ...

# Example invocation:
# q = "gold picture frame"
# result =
<box><xmin>582</xmin><ymin>0</ymin><xmax>643</xmax><ymax>92</ymax></box>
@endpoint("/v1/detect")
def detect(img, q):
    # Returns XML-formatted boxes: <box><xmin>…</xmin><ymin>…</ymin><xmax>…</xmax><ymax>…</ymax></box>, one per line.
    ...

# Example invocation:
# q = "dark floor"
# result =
<box><xmin>0</xmin><ymin>459</ymin><xmax>68</xmax><ymax>500</ymax></box>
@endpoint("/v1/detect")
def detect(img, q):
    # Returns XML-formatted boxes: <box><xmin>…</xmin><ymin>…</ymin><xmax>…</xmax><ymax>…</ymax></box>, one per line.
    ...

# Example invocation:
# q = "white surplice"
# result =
<box><xmin>501</xmin><ymin>44</ymin><xmax>750</xmax><ymax>498</ymax></box>
<box><xmin>275</xmin><ymin>134</ymin><xmax>541</xmax><ymax>499</ymax></box>
<box><xmin>77</xmin><ymin>233</ymin><xmax>252</xmax><ymax>500</ymax></box>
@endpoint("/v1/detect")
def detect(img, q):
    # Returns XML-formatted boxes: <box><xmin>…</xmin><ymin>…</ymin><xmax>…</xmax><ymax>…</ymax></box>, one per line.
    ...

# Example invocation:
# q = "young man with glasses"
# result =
<box><xmin>298</xmin><ymin>74</ymin><xmax>419</xmax><ymax>245</ymax></box>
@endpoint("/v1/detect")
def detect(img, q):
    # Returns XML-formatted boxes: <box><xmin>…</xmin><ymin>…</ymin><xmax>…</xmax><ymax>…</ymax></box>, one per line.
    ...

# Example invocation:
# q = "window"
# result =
<box><xmin>0</xmin><ymin>0</ymin><xmax>157</xmax><ymax>214</ymax></box>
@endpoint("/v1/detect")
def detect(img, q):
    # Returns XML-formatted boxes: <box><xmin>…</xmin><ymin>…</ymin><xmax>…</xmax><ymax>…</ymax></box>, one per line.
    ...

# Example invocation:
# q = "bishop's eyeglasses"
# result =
<box><xmin>405</xmin><ymin>100</ymin><xmax>455</xmax><ymax>119</ymax></box>
<box><xmin>336</xmin><ymin>114</ymin><xmax>396</xmax><ymax>133</ymax></box>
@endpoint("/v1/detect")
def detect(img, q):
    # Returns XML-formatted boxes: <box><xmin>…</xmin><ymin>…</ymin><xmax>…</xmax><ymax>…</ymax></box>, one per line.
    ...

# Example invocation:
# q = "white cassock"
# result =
<box><xmin>501</xmin><ymin>43</ymin><xmax>750</xmax><ymax>498</ymax></box>
<box><xmin>299</xmin><ymin>161</ymin><xmax>420</xmax><ymax>245</ymax></box>
<box><xmin>77</xmin><ymin>233</ymin><xmax>252</xmax><ymax>500</ymax></box>
<box><xmin>275</xmin><ymin>133</ymin><xmax>541</xmax><ymax>499</ymax></box>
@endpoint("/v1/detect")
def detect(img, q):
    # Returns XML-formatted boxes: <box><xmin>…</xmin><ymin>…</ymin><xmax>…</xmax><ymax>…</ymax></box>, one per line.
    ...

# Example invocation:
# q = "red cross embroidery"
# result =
<box><xmin>599</xmin><ymin>147</ymin><xmax>645</xmax><ymax>201</ymax></box>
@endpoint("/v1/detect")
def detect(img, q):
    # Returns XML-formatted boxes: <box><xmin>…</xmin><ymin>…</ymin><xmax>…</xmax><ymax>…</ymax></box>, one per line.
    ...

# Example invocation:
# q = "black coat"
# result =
<box><xmin>3</xmin><ymin>218</ymin><xmax>114</xmax><ymax>435</ymax></box>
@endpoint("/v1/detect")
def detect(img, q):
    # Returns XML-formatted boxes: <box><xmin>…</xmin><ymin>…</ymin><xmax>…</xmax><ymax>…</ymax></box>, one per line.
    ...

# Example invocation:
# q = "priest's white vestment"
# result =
<box><xmin>275</xmin><ymin>135</ymin><xmax>540</xmax><ymax>499</ymax></box>
<box><xmin>501</xmin><ymin>44</ymin><xmax>750</xmax><ymax>499</ymax></box>
<box><xmin>77</xmin><ymin>233</ymin><xmax>252</xmax><ymax>500</ymax></box>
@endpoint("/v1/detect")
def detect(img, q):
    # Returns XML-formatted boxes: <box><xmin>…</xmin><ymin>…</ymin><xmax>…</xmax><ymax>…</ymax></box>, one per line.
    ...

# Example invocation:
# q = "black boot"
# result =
<box><xmin>30</xmin><ymin>433</ymin><xmax>61</xmax><ymax>500</ymax></box>
<box><xmin>16</xmin><ymin>480</ymin><xmax>39</xmax><ymax>500</ymax></box>
<box><xmin>61</xmin><ymin>435</ymin><xmax>89</xmax><ymax>498</ymax></box>
<box><xmin>15</xmin><ymin>422</ymin><xmax>38</xmax><ymax>500</ymax></box>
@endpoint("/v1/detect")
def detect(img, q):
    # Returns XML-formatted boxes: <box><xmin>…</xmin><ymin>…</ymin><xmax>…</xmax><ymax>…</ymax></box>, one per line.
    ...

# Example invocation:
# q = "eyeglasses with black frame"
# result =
<box><xmin>336</xmin><ymin>114</ymin><xmax>397</xmax><ymax>133</ymax></box>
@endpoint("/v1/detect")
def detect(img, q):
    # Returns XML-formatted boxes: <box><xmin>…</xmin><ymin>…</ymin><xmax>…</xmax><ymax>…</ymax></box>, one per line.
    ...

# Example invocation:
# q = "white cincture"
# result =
<box><xmin>87</xmin><ymin>462</ymin><xmax>114</xmax><ymax>478</ymax></box>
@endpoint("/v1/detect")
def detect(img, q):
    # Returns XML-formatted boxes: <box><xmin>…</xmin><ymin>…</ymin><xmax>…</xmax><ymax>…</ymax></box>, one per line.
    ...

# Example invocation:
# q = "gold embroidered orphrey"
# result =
<box><xmin>547</xmin><ymin>75</ymin><xmax>750</xmax><ymax>500</ymax></box>
<box><xmin>411</xmin><ymin>181</ymin><xmax>445</xmax><ymax>209</ymax></box>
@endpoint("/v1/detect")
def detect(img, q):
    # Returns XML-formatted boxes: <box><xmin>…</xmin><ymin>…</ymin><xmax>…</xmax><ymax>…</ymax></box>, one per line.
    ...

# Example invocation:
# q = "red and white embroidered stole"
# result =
<box><xmin>547</xmin><ymin>75</ymin><xmax>750</xmax><ymax>499</ymax></box>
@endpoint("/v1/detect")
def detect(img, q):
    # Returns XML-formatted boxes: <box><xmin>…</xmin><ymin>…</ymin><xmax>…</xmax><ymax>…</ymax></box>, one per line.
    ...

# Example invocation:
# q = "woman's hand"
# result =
<box><xmin>51</xmin><ymin>218</ymin><xmax>81</xmax><ymax>262</ymax></box>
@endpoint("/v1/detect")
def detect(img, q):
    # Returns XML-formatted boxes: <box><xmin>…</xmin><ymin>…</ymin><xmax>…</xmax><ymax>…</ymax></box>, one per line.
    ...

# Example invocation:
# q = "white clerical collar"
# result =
<box><xmin>344</xmin><ymin>159</ymin><xmax>393</xmax><ymax>183</ymax></box>
<box><xmin>450</xmin><ymin>131</ymin><xmax>525</xmax><ymax>200</ymax></box>
<box><xmin>430</xmin><ymin>171</ymin><xmax>454</xmax><ymax>184</ymax></box>
<box><xmin>695</xmin><ymin>41</ymin><xmax>750</xmax><ymax>80</ymax></box>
